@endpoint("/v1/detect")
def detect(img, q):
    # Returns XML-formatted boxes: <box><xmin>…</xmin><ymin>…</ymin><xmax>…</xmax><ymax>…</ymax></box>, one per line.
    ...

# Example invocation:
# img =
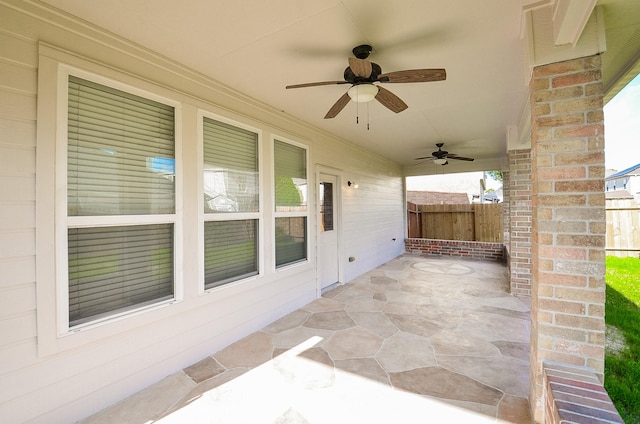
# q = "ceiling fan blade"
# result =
<box><xmin>414</xmin><ymin>156</ymin><xmax>433</xmax><ymax>160</ymax></box>
<box><xmin>324</xmin><ymin>92</ymin><xmax>351</xmax><ymax>119</ymax></box>
<box><xmin>447</xmin><ymin>153</ymin><xmax>475</xmax><ymax>161</ymax></box>
<box><xmin>375</xmin><ymin>86</ymin><xmax>408</xmax><ymax>113</ymax></box>
<box><xmin>379</xmin><ymin>68</ymin><xmax>446</xmax><ymax>83</ymax></box>
<box><xmin>348</xmin><ymin>57</ymin><xmax>373</xmax><ymax>78</ymax></box>
<box><xmin>286</xmin><ymin>81</ymin><xmax>349</xmax><ymax>89</ymax></box>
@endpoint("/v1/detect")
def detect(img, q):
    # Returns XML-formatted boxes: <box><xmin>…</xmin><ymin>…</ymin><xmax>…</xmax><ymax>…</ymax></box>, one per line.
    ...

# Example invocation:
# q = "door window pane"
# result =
<box><xmin>320</xmin><ymin>182</ymin><xmax>334</xmax><ymax>232</ymax></box>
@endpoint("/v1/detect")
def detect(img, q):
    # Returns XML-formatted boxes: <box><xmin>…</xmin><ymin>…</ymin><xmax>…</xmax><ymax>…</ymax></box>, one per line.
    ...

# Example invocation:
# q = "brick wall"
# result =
<box><xmin>509</xmin><ymin>150</ymin><xmax>532</xmax><ymax>297</ymax></box>
<box><xmin>529</xmin><ymin>54</ymin><xmax>606</xmax><ymax>422</ymax></box>
<box><xmin>543</xmin><ymin>362</ymin><xmax>623</xmax><ymax>423</ymax></box>
<box><xmin>405</xmin><ymin>238</ymin><xmax>505</xmax><ymax>262</ymax></box>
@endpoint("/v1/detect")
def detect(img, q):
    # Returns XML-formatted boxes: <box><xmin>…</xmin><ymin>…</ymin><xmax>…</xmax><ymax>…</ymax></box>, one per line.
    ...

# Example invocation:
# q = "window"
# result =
<box><xmin>273</xmin><ymin>139</ymin><xmax>308</xmax><ymax>267</ymax></box>
<box><xmin>202</xmin><ymin>117</ymin><xmax>260</xmax><ymax>288</ymax></box>
<box><xmin>319</xmin><ymin>182</ymin><xmax>334</xmax><ymax>232</ymax></box>
<box><xmin>65</xmin><ymin>75</ymin><xmax>178</xmax><ymax>328</ymax></box>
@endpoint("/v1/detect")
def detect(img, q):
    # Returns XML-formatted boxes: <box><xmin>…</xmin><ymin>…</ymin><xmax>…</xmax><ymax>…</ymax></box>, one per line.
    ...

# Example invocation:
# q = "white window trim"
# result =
<box><xmin>271</xmin><ymin>135</ymin><xmax>311</xmax><ymax>272</ymax></box>
<box><xmin>197</xmin><ymin>110</ymin><xmax>264</xmax><ymax>294</ymax></box>
<box><xmin>36</xmin><ymin>45</ymin><xmax>184</xmax><ymax>355</ymax></box>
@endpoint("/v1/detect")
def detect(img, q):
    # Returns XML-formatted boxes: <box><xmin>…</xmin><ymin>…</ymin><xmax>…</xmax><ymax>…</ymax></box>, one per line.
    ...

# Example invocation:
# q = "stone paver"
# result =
<box><xmin>82</xmin><ymin>255</ymin><xmax>533</xmax><ymax>424</ymax></box>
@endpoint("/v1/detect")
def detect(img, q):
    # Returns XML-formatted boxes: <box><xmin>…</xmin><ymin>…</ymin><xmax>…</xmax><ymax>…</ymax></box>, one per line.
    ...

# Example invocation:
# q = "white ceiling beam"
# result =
<box><xmin>552</xmin><ymin>0</ymin><xmax>597</xmax><ymax>46</ymax></box>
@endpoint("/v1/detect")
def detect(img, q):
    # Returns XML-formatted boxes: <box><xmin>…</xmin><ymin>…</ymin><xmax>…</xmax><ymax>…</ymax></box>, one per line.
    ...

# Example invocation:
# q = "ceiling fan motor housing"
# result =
<box><xmin>344</xmin><ymin>63</ymin><xmax>382</xmax><ymax>84</ymax></box>
<box><xmin>352</xmin><ymin>44</ymin><xmax>373</xmax><ymax>59</ymax></box>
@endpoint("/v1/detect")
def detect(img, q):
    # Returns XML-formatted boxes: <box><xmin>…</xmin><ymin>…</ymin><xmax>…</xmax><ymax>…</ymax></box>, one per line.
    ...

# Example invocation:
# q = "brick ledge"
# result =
<box><xmin>543</xmin><ymin>361</ymin><xmax>623</xmax><ymax>424</ymax></box>
<box><xmin>404</xmin><ymin>238</ymin><xmax>505</xmax><ymax>262</ymax></box>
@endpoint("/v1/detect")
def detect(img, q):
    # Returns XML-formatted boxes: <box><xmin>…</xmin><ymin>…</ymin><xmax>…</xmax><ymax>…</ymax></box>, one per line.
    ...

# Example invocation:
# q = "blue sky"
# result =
<box><xmin>604</xmin><ymin>73</ymin><xmax>640</xmax><ymax>171</ymax></box>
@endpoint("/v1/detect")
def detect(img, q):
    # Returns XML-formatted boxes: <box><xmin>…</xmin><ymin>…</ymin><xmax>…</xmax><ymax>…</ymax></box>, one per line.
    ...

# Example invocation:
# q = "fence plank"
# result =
<box><xmin>411</xmin><ymin>203</ymin><xmax>502</xmax><ymax>242</ymax></box>
<box><xmin>606</xmin><ymin>198</ymin><xmax>640</xmax><ymax>258</ymax></box>
<box><xmin>474</xmin><ymin>204</ymin><xmax>503</xmax><ymax>242</ymax></box>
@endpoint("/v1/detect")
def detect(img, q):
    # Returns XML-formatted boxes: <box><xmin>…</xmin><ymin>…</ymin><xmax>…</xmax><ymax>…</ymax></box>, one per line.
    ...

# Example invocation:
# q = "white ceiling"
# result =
<box><xmin>41</xmin><ymin>0</ymin><xmax>640</xmax><ymax>174</ymax></box>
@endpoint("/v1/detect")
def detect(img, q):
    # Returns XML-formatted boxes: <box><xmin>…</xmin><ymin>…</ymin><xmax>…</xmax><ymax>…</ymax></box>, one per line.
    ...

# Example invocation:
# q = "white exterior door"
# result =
<box><xmin>318</xmin><ymin>173</ymin><xmax>339</xmax><ymax>290</ymax></box>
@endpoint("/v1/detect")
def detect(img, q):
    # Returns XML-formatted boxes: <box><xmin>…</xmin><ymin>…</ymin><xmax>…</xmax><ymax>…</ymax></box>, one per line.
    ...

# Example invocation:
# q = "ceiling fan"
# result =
<box><xmin>285</xmin><ymin>44</ymin><xmax>446</xmax><ymax>119</ymax></box>
<box><xmin>414</xmin><ymin>143</ymin><xmax>475</xmax><ymax>165</ymax></box>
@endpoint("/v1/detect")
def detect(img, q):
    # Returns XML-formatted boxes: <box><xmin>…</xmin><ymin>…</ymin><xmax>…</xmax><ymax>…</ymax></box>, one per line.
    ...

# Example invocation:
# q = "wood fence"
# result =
<box><xmin>606</xmin><ymin>198</ymin><xmax>640</xmax><ymax>258</ymax></box>
<box><xmin>407</xmin><ymin>202</ymin><xmax>503</xmax><ymax>242</ymax></box>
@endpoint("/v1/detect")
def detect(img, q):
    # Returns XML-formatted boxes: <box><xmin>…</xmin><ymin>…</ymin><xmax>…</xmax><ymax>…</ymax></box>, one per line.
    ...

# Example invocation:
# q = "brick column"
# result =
<box><xmin>529</xmin><ymin>55</ymin><xmax>606</xmax><ymax>421</ymax></box>
<box><xmin>509</xmin><ymin>150</ymin><xmax>532</xmax><ymax>296</ymax></box>
<box><xmin>502</xmin><ymin>170</ymin><xmax>510</xmax><ymax>249</ymax></box>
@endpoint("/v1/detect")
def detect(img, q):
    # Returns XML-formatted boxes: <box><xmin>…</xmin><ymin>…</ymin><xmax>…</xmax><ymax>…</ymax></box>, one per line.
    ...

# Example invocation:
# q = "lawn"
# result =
<box><xmin>605</xmin><ymin>256</ymin><xmax>640</xmax><ymax>423</ymax></box>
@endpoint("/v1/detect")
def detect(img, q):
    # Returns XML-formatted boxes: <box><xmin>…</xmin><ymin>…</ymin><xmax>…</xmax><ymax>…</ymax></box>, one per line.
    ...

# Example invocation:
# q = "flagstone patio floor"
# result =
<box><xmin>82</xmin><ymin>254</ymin><xmax>532</xmax><ymax>423</ymax></box>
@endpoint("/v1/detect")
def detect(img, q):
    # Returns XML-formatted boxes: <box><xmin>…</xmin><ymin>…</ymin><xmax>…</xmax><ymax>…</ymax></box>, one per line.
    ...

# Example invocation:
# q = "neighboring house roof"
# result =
<box><xmin>605</xmin><ymin>163</ymin><xmax>640</xmax><ymax>180</ymax></box>
<box><xmin>605</xmin><ymin>189</ymin><xmax>634</xmax><ymax>199</ymax></box>
<box><xmin>407</xmin><ymin>190</ymin><xmax>470</xmax><ymax>205</ymax></box>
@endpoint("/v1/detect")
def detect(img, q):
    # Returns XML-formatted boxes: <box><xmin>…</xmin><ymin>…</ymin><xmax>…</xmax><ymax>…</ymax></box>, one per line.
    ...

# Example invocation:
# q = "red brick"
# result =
<box><xmin>538</xmin><ymin>272</ymin><xmax>587</xmax><ymax>287</ymax></box>
<box><xmin>554</xmin><ymin>152</ymin><xmax>604</xmax><ymax>166</ymax></box>
<box><xmin>537</xmin><ymin>114</ymin><xmax>585</xmax><ymax>128</ymax></box>
<box><xmin>552</xmin><ymin>70</ymin><xmax>602</xmax><ymax>88</ymax></box>
<box><xmin>554</xmin><ymin>124</ymin><xmax>604</xmax><ymax>139</ymax></box>
<box><xmin>534</xmin><ymin>60</ymin><xmax>584</xmax><ymax>77</ymax></box>
<box><xmin>538</xmin><ymin>246</ymin><xmax>586</xmax><ymax>260</ymax></box>
<box><xmin>538</xmin><ymin>194</ymin><xmax>586</xmax><ymax>207</ymax></box>
<box><xmin>537</xmin><ymin>167</ymin><xmax>586</xmax><ymax>180</ymax></box>
<box><xmin>555</xmin><ymin>180</ymin><xmax>603</xmax><ymax>193</ymax></box>
<box><xmin>556</xmin><ymin>234</ymin><xmax>604</xmax><ymax>248</ymax></box>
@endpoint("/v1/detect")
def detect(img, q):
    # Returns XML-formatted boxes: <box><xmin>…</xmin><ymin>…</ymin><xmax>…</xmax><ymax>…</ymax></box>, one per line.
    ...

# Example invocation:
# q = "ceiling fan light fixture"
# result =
<box><xmin>347</xmin><ymin>84</ymin><xmax>379</xmax><ymax>103</ymax></box>
<box><xmin>433</xmin><ymin>158</ymin><xmax>447</xmax><ymax>165</ymax></box>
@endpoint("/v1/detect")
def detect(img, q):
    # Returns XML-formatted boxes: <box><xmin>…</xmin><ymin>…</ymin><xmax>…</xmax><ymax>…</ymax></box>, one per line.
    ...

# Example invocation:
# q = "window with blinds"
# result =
<box><xmin>274</xmin><ymin>140</ymin><xmax>308</xmax><ymax>267</ymax></box>
<box><xmin>202</xmin><ymin>117</ymin><xmax>259</xmax><ymax>288</ymax></box>
<box><xmin>68</xmin><ymin>76</ymin><xmax>175</xmax><ymax>216</ymax></box>
<box><xmin>66</xmin><ymin>75</ymin><xmax>176</xmax><ymax>327</ymax></box>
<box><xmin>202</xmin><ymin>118</ymin><xmax>258</xmax><ymax>213</ymax></box>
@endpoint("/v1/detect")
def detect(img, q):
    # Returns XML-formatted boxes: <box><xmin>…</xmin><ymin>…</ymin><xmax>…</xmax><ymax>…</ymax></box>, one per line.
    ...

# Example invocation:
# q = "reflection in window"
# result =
<box><xmin>274</xmin><ymin>141</ymin><xmax>307</xmax><ymax>212</ymax></box>
<box><xmin>203</xmin><ymin>118</ymin><xmax>259</xmax><ymax>213</ymax></box>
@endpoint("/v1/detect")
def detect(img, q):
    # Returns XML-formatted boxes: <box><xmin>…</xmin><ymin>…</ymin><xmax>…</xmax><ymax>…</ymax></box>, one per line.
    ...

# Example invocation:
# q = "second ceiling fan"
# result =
<box><xmin>415</xmin><ymin>143</ymin><xmax>475</xmax><ymax>165</ymax></box>
<box><xmin>286</xmin><ymin>44</ymin><xmax>446</xmax><ymax>119</ymax></box>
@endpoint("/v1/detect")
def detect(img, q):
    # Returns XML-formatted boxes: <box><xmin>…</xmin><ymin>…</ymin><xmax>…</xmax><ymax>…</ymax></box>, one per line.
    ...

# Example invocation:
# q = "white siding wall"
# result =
<box><xmin>0</xmin><ymin>1</ymin><xmax>405</xmax><ymax>422</ymax></box>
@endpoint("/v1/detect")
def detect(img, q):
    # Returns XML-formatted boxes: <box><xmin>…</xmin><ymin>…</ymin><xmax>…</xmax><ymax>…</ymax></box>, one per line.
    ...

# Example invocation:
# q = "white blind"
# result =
<box><xmin>203</xmin><ymin>117</ymin><xmax>258</xmax><ymax>213</ymax></box>
<box><xmin>202</xmin><ymin>117</ymin><xmax>259</xmax><ymax>287</ymax></box>
<box><xmin>274</xmin><ymin>140</ymin><xmax>307</xmax><ymax>212</ymax></box>
<box><xmin>68</xmin><ymin>76</ymin><xmax>175</xmax><ymax>216</ymax></box>
<box><xmin>204</xmin><ymin>220</ymin><xmax>258</xmax><ymax>288</ymax></box>
<box><xmin>66</xmin><ymin>76</ymin><xmax>175</xmax><ymax>327</ymax></box>
<box><xmin>275</xmin><ymin>217</ymin><xmax>307</xmax><ymax>267</ymax></box>
<box><xmin>68</xmin><ymin>224</ymin><xmax>174</xmax><ymax>326</ymax></box>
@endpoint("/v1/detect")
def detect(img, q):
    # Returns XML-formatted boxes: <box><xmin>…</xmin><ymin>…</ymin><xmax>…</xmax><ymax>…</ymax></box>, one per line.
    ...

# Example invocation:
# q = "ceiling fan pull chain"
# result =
<box><xmin>367</xmin><ymin>102</ymin><xmax>370</xmax><ymax>130</ymax></box>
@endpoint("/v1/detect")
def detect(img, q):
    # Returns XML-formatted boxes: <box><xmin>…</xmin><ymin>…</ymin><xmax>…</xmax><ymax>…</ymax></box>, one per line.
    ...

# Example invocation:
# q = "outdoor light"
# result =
<box><xmin>433</xmin><ymin>158</ymin><xmax>447</xmax><ymax>165</ymax></box>
<box><xmin>347</xmin><ymin>181</ymin><xmax>359</xmax><ymax>188</ymax></box>
<box><xmin>347</xmin><ymin>84</ymin><xmax>379</xmax><ymax>103</ymax></box>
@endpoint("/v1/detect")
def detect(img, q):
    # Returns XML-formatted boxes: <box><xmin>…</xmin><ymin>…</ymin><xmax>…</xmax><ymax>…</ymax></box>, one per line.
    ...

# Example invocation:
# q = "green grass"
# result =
<box><xmin>605</xmin><ymin>256</ymin><xmax>640</xmax><ymax>424</ymax></box>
